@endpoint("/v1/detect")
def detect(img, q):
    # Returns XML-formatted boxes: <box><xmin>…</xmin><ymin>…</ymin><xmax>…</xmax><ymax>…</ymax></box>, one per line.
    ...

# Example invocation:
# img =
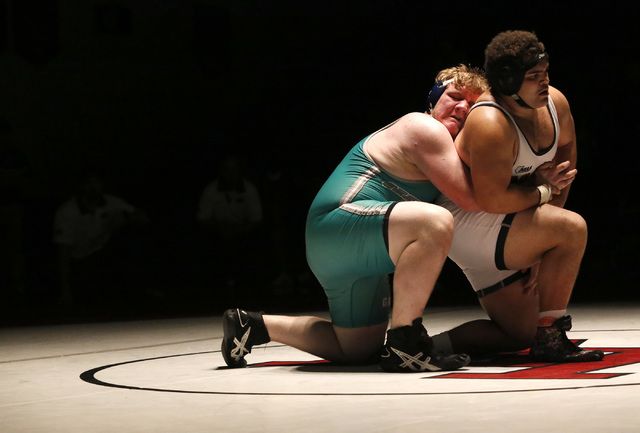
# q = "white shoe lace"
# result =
<box><xmin>231</xmin><ymin>327</ymin><xmax>251</xmax><ymax>362</ymax></box>
<box><xmin>391</xmin><ymin>347</ymin><xmax>439</xmax><ymax>372</ymax></box>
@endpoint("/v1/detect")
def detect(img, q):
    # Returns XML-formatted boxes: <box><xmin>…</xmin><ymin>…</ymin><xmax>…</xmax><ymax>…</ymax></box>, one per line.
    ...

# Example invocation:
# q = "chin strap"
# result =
<box><xmin>510</xmin><ymin>93</ymin><xmax>534</xmax><ymax>109</ymax></box>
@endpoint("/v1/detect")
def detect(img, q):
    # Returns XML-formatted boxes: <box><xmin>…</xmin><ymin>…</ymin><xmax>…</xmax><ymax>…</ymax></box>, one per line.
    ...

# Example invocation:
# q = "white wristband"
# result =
<box><xmin>537</xmin><ymin>184</ymin><xmax>552</xmax><ymax>205</ymax></box>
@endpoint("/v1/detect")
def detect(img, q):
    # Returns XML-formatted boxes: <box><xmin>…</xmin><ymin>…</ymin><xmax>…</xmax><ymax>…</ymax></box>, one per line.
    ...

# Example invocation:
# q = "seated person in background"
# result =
<box><xmin>196</xmin><ymin>154</ymin><xmax>264</xmax><ymax>295</ymax></box>
<box><xmin>53</xmin><ymin>169</ymin><xmax>149</xmax><ymax>305</ymax></box>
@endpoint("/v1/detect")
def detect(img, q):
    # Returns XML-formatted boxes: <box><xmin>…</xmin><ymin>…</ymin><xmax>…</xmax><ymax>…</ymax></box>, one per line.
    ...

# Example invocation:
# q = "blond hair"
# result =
<box><xmin>436</xmin><ymin>64</ymin><xmax>488</xmax><ymax>95</ymax></box>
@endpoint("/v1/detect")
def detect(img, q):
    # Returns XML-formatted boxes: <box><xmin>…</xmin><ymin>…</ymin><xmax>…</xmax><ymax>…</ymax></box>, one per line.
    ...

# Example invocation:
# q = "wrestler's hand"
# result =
<box><xmin>535</xmin><ymin>161</ymin><xmax>577</xmax><ymax>194</ymax></box>
<box><xmin>523</xmin><ymin>263</ymin><xmax>540</xmax><ymax>296</ymax></box>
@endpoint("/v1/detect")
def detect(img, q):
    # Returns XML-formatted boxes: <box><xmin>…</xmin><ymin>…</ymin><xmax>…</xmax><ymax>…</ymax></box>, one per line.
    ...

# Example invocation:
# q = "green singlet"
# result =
<box><xmin>305</xmin><ymin>135</ymin><xmax>440</xmax><ymax>328</ymax></box>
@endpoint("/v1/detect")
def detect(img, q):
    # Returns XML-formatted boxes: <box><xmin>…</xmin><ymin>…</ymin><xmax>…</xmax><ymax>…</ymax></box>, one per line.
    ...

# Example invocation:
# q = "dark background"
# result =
<box><xmin>1</xmin><ymin>0</ymin><xmax>638</xmax><ymax>325</ymax></box>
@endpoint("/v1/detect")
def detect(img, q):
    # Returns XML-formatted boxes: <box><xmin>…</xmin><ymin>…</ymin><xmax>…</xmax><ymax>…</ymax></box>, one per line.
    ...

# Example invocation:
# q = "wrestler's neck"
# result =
<box><xmin>494</xmin><ymin>93</ymin><xmax>547</xmax><ymax>120</ymax></box>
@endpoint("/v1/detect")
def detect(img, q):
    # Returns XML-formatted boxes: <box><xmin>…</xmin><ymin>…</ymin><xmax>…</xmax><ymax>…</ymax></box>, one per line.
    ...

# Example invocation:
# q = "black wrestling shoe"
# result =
<box><xmin>531</xmin><ymin>315</ymin><xmax>604</xmax><ymax>363</ymax></box>
<box><xmin>221</xmin><ymin>308</ymin><xmax>270</xmax><ymax>368</ymax></box>
<box><xmin>380</xmin><ymin>318</ymin><xmax>470</xmax><ymax>372</ymax></box>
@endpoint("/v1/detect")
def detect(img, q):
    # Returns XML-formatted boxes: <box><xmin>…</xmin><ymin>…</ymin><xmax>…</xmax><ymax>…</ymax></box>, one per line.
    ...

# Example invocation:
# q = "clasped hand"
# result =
<box><xmin>535</xmin><ymin>160</ymin><xmax>576</xmax><ymax>194</ymax></box>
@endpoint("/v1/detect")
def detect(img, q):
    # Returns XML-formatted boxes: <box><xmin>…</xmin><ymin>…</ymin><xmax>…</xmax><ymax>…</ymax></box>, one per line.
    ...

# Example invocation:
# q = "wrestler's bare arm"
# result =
<box><xmin>403</xmin><ymin>114</ymin><xmax>479</xmax><ymax>211</ymax></box>
<box><xmin>549</xmin><ymin>87</ymin><xmax>577</xmax><ymax>208</ymax></box>
<box><xmin>459</xmin><ymin>108</ymin><xmax>542</xmax><ymax>213</ymax></box>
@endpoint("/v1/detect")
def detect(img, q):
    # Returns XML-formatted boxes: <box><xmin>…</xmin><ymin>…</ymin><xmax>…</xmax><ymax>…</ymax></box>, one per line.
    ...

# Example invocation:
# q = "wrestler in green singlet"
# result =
<box><xmin>305</xmin><ymin>133</ymin><xmax>440</xmax><ymax>328</ymax></box>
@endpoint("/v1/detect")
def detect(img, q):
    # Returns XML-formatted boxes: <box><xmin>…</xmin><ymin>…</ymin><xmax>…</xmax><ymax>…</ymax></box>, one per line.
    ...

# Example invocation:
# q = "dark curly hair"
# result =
<box><xmin>484</xmin><ymin>30</ymin><xmax>547</xmax><ymax>96</ymax></box>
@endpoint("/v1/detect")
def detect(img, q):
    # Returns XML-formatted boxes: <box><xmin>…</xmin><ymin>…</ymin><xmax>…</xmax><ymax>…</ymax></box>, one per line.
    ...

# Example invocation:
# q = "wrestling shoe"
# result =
<box><xmin>221</xmin><ymin>308</ymin><xmax>271</xmax><ymax>368</ymax></box>
<box><xmin>380</xmin><ymin>317</ymin><xmax>470</xmax><ymax>372</ymax></box>
<box><xmin>531</xmin><ymin>315</ymin><xmax>604</xmax><ymax>363</ymax></box>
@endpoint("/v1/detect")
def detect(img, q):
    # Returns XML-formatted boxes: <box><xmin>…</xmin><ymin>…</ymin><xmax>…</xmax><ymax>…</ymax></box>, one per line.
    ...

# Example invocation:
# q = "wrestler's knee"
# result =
<box><xmin>481</xmin><ymin>286</ymin><xmax>538</xmax><ymax>351</ymax></box>
<box><xmin>502</xmin><ymin>324</ymin><xmax>537</xmax><ymax>351</ymax></box>
<box><xmin>418</xmin><ymin>206</ymin><xmax>454</xmax><ymax>247</ymax></box>
<box><xmin>557</xmin><ymin>209</ymin><xmax>588</xmax><ymax>248</ymax></box>
<box><xmin>388</xmin><ymin>203</ymin><xmax>453</xmax><ymax>262</ymax></box>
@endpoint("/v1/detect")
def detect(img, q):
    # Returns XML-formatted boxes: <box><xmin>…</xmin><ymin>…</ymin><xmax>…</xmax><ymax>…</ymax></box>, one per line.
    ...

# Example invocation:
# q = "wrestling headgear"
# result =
<box><xmin>488</xmin><ymin>46</ymin><xmax>549</xmax><ymax>98</ymax></box>
<box><xmin>427</xmin><ymin>78</ymin><xmax>454</xmax><ymax>113</ymax></box>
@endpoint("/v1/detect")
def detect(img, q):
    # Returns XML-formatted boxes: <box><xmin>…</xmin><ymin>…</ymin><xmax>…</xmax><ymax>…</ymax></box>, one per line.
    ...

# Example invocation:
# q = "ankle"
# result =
<box><xmin>386</xmin><ymin>318</ymin><xmax>430</xmax><ymax>348</ymax></box>
<box><xmin>538</xmin><ymin>309</ymin><xmax>567</xmax><ymax>327</ymax></box>
<box><xmin>245</xmin><ymin>310</ymin><xmax>271</xmax><ymax>344</ymax></box>
<box><xmin>431</xmin><ymin>332</ymin><xmax>453</xmax><ymax>355</ymax></box>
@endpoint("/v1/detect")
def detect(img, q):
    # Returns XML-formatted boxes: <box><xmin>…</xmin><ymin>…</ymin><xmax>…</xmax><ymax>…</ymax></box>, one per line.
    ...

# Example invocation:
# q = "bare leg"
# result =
<box><xmin>504</xmin><ymin>205</ymin><xmax>587</xmax><ymax>312</ymax></box>
<box><xmin>264</xmin><ymin>315</ymin><xmax>388</xmax><ymax>363</ymax></box>
<box><xmin>446</xmin><ymin>279</ymin><xmax>539</xmax><ymax>355</ymax></box>
<box><xmin>386</xmin><ymin>202</ymin><xmax>454</xmax><ymax>328</ymax></box>
<box><xmin>262</xmin><ymin>202</ymin><xmax>454</xmax><ymax>363</ymax></box>
<box><xmin>439</xmin><ymin>206</ymin><xmax>586</xmax><ymax>356</ymax></box>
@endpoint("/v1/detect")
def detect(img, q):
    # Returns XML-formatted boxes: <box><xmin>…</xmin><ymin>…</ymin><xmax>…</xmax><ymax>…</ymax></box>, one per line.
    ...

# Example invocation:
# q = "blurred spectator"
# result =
<box><xmin>260</xmin><ymin>164</ymin><xmax>317</xmax><ymax>299</ymax></box>
<box><xmin>196</xmin><ymin>154</ymin><xmax>264</xmax><ymax>299</ymax></box>
<box><xmin>53</xmin><ymin>169</ymin><xmax>150</xmax><ymax>306</ymax></box>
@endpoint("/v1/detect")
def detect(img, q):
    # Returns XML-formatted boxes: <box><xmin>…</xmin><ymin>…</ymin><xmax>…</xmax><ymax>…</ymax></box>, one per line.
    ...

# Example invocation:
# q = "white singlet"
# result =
<box><xmin>436</xmin><ymin>97</ymin><xmax>560</xmax><ymax>295</ymax></box>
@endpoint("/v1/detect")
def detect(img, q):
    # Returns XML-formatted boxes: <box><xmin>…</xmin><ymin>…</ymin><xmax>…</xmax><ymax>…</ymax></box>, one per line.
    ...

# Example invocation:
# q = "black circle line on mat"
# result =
<box><xmin>79</xmin><ymin>350</ymin><xmax>640</xmax><ymax>396</ymax></box>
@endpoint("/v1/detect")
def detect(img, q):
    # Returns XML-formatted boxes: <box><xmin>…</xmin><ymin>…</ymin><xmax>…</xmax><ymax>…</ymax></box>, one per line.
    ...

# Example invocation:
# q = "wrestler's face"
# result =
<box><xmin>517</xmin><ymin>59</ymin><xmax>550</xmax><ymax>108</ymax></box>
<box><xmin>431</xmin><ymin>85</ymin><xmax>482</xmax><ymax>138</ymax></box>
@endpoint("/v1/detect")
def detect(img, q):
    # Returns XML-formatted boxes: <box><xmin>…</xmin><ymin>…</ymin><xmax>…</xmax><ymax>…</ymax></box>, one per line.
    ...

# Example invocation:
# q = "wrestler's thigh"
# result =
<box><xmin>387</xmin><ymin>201</ymin><xmax>453</xmax><ymax>265</ymax></box>
<box><xmin>503</xmin><ymin>205</ymin><xmax>582</xmax><ymax>270</ymax></box>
